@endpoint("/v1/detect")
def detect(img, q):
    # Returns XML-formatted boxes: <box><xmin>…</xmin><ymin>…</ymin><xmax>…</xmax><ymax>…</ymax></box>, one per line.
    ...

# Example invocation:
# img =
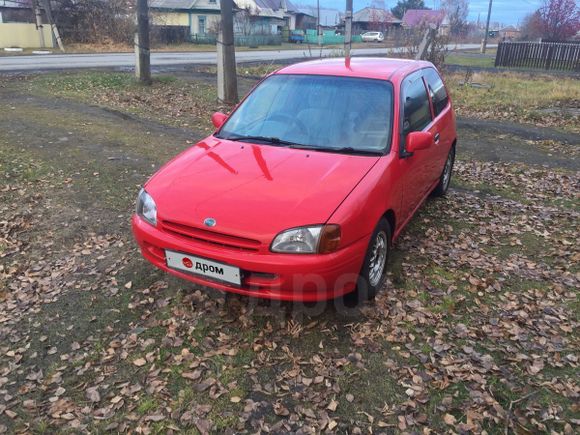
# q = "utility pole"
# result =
<box><xmin>481</xmin><ymin>0</ymin><xmax>493</xmax><ymax>54</ymax></box>
<box><xmin>41</xmin><ymin>0</ymin><xmax>64</xmax><ymax>52</ymax></box>
<box><xmin>344</xmin><ymin>0</ymin><xmax>353</xmax><ymax>61</ymax></box>
<box><xmin>135</xmin><ymin>0</ymin><xmax>151</xmax><ymax>84</ymax></box>
<box><xmin>217</xmin><ymin>0</ymin><xmax>238</xmax><ymax>104</ymax></box>
<box><xmin>317</xmin><ymin>0</ymin><xmax>322</xmax><ymax>48</ymax></box>
<box><xmin>31</xmin><ymin>0</ymin><xmax>45</xmax><ymax>48</ymax></box>
<box><xmin>416</xmin><ymin>25</ymin><xmax>436</xmax><ymax>60</ymax></box>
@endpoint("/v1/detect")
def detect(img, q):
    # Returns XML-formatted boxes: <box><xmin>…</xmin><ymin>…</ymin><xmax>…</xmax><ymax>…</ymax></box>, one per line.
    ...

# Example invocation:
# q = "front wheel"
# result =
<box><xmin>347</xmin><ymin>218</ymin><xmax>391</xmax><ymax>303</ymax></box>
<box><xmin>432</xmin><ymin>145</ymin><xmax>455</xmax><ymax>197</ymax></box>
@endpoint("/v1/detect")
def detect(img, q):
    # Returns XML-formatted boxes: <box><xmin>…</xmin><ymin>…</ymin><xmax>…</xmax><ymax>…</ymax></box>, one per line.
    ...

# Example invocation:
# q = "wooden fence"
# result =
<box><xmin>495</xmin><ymin>41</ymin><xmax>580</xmax><ymax>72</ymax></box>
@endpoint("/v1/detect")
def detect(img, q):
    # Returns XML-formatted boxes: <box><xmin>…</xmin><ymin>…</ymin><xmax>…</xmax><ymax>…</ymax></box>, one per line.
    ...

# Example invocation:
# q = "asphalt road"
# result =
<box><xmin>0</xmin><ymin>44</ymin><xmax>489</xmax><ymax>72</ymax></box>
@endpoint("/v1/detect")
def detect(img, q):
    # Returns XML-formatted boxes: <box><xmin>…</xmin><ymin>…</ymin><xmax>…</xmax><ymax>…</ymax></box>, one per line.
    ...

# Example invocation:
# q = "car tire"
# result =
<box><xmin>432</xmin><ymin>144</ymin><xmax>455</xmax><ymax>197</ymax></box>
<box><xmin>346</xmin><ymin>218</ymin><xmax>391</xmax><ymax>304</ymax></box>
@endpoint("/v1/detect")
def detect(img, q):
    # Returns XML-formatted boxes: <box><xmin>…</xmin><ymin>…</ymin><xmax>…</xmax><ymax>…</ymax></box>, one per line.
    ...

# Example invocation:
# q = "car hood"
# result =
<box><xmin>146</xmin><ymin>137</ymin><xmax>380</xmax><ymax>241</ymax></box>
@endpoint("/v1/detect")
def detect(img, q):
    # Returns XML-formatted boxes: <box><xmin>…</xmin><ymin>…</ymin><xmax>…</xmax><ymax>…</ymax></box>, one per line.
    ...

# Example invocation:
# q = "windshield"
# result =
<box><xmin>217</xmin><ymin>74</ymin><xmax>393</xmax><ymax>154</ymax></box>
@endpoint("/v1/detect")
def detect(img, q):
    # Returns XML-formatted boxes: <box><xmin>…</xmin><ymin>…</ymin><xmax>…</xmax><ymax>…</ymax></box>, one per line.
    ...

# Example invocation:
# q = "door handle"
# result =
<box><xmin>434</xmin><ymin>133</ymin><xmax>440</xmax><ymax>143</ymax></box>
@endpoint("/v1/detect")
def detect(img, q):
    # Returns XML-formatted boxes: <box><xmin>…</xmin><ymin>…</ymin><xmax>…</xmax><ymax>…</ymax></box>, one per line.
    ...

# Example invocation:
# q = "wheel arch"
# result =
<box><xmin>382</xmin><ymin>209</ymin><xmax>396</xmax><ymax>244</ymax></box>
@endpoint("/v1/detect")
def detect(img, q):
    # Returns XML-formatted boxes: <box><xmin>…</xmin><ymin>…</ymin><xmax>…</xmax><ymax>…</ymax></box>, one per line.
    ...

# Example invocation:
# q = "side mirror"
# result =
<box><xmin>211</xmin><ymin>112</ymin><xmax>228</xmax><ymax>129</ymax></box>
<box><xmin>406</xmin><ymin>131</ymin><xmax>433</xmax><ymax>154</ymax></box>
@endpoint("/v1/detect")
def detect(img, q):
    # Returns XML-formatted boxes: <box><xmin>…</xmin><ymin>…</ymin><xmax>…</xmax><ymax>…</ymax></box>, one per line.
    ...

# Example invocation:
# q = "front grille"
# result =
<box><xmin>161</xmin><ymin>220</ymin><xmax>261</xmax><ymax>252</ymax></box>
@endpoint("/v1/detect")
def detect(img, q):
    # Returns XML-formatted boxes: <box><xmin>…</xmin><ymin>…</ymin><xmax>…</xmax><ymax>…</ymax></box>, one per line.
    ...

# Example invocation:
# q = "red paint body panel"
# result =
<box><xmin>146</xmin><ymin>137</ymin><xmax>380</xmax><ymax>246</ymax></box>
<box><xmin>132</xmin><ymin>58</ymin><xmax>457</xmax><ymax>301</ymax></box>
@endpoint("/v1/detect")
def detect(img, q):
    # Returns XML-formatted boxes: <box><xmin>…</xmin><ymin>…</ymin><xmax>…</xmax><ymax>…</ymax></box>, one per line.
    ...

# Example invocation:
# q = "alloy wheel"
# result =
<box><xmin>368</xmin><ymin>231</ymin><xmax>388</xmax><ymax>287</ymax></box>
<box><xmin>442</xmin><ymin>151</ymin><xmax>453</xmax><ymax>190</ymax></box>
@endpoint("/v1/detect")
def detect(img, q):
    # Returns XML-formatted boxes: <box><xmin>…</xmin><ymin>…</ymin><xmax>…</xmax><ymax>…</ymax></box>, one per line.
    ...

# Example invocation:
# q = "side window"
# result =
<box><xmin>424</xmin><ymin>68</ymin><xmax>449</xmax><ymax>117</ymax></box>
<box><xmin>403</xmin><ymin>77</ymin><xmax>432</xmax><ymax>135</ymax></box>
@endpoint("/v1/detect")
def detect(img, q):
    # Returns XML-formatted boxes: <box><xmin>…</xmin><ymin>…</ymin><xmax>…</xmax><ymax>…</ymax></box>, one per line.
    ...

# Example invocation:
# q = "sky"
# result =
<box><xmin>311</xmin><ymin>0</ymin><xmax>547</xmax><ymax>26</ymax></box>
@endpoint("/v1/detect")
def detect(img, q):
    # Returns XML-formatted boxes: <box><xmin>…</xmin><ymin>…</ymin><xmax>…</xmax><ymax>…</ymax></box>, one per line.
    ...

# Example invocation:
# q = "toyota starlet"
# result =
<box><xmin>132</xmin><ymin>58</ymin><xmax>457</xmax><ymax>302</ymax></box>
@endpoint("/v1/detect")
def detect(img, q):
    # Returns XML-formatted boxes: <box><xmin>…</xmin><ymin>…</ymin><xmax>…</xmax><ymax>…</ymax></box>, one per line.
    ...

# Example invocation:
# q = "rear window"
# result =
<box><xmin>403</xmin><ymin>77</ymin><xmax>432</xmax><ymax>134</ymax></box>
<box><xmin>424</xmin><ymin>68</ymin><xmax>449</xmax><ymax>117</ymax></box>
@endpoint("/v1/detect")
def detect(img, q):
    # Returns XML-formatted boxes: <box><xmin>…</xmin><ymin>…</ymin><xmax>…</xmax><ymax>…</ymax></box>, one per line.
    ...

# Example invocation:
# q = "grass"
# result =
<box><xmin>447</xmin><ymin>71</ymin><xmax>580</xmax><ymax>110</ymax></box>
<box><xmin>137</xmin><ymin>398</ymin><xmax>159</xmax><ymax>415</ymax></box>
<box><xmin>445</xmin><ymin>53</ymin><xmax>495</xmax><ymax>68</ymax></box>
<box><xmin>13</xmin><ymin>71</ymin><xmax>218</xmax><ymax>132</ymax></box>
<box><xmin>201</xmin><ymin>63</ymin><xmax>283</xmax><ymax>78</ymax></box>
<box><xmin>446</xmin><ymin>70</ymin><xmax>580</xmax><ymax>132</ymax></box>
<box><xmin>461</xmin><ymin>48</ymin><xmax>497</xmax><ymax>56</ymax></box>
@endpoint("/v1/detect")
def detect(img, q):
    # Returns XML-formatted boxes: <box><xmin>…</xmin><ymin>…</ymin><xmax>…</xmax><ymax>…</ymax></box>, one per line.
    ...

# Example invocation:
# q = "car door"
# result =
<box><xmin>398</xmin><ymin>72</ymin><xmax>434</xmax><ymax>221</ymax></box>
<box><xmin>423</xmin><ymin>67</ymin><xmax>453</xmax><ymax>184</ymax></box>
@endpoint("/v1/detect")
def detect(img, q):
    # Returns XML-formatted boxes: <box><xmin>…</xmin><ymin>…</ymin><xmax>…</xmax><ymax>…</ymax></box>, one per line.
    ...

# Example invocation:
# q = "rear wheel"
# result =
<box><xmin>432</xmin><ymin>145</ymin><xmax>455</xmax><ymax>197</ymax></box>
<box><xmin>346</xmin><ymin>218</ymin><xmax>391</xmax><ymax>304</ymax></box>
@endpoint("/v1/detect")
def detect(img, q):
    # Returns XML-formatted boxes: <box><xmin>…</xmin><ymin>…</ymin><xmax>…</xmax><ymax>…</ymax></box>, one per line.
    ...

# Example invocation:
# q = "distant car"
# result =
<box><xmin>289</xmin><ymin>31</ymin><xmax>304</xmax><ymax>44</ymax></box>
<box><xmin>132</xmin><ymin>58</ymin><xmax>457</xmax><ymax>302</ymax></box>
<box><xmin>361</xmin><ymin>31</ymin><xmax>384</xmax><ymax>42</ymax></box>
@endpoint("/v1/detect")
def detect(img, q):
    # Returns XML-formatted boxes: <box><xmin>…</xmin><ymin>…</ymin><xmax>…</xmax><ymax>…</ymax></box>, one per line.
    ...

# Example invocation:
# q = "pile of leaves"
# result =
<box><xmin>1</xmin><ymin>145</ymin><xmax>578</xmax><ymax>434</ymax></box>
<box><xmin>0</xmin><ymin>70</ymin><xmax>578</xmax><ymax>433</ymax></box>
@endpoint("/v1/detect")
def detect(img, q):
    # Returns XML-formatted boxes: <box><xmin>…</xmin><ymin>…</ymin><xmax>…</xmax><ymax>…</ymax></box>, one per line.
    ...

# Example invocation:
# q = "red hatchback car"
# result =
<box><xmin>132</xmin><ymin>58</ymin><xmax>456</xmax><ymax>302</ymax></box>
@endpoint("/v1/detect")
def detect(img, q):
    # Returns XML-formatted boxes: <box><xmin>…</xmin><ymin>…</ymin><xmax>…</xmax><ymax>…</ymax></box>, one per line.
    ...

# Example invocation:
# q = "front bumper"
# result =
<box><xmin>132</xmin><ymin>215</ymin><xmax>368</xmax><ymax>301</ymax></box>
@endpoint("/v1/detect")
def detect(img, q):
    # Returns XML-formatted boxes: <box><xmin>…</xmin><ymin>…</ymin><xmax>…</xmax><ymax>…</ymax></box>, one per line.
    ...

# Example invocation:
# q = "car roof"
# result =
<box><xmin>274</xmin><ymin>57</ymin><xmax>433</xmax><ymax>82</ymax></box>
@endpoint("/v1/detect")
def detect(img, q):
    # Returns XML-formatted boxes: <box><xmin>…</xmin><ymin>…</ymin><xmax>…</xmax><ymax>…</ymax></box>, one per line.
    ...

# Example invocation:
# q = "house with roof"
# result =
<box><xmin>499</xmin><ymin>25</ymin><xmax>520</xmax><ymax>41</ymax></box>
<box><xmin>150</xmin><ymin>0</ymin><xmax>222</xmax><ymax>40</ymax></box>
<box><xmin>0</xmin><ymin>0</ymin><xmax>32</xmax><ymax>23</ymax></box>
<box><xmin>294</xmin><ymin>7</ymin><xmax>316</xmax><ymax>30</ymax></box>
<box><xmin>352</xmin><ymin>7</ymin><xmax>401</xmax><ymax>34</ymax></box>
<box><xmin>401</xmin><ymin>9</ymin><xmax>449</xmax><ymax>35</ymax></box>
<box><xmin>235</xmin><ymin>0</ymin><xmax>298</xmax><ymax>35</ymax></box>
<box><xmin>0</xmin><ymin>0</ymin><xmax>55</xmax><ymax>48</ymax></box>
<box><xmin>295</xmin><ymin>5</ymin><xmax>342</xmax><ymax>30</ymax></box>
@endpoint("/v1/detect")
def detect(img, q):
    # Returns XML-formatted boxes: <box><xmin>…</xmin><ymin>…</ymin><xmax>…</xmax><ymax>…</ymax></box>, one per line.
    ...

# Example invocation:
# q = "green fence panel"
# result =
<box><xmin>302</xmin><ymin>32</ymin><xmax>363</xmax><ymax>45</ymax></box>
<box><xmin>189</xmin><ymin>34</ymin><xmax>282</xmax><ymax>46</ymax></box>
<box><xmin>235</xmin><ymin>35</ymin><xmax>282</xmax><ymax>47</ymax></box>
<box><xmin>190</xmin><ymin>34</ymin><xmax>216</xmax><ymax>45</ymax></box>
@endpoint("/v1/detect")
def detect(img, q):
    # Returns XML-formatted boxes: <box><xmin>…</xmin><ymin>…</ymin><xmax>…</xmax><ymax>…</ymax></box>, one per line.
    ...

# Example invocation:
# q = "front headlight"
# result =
<box><xmin>271</xmin><ymin>225</ymin><xmax>341</xmax><ymax>254</ymax></box>
<box><xmin>136</xmin><ymin>188</ymin><xmax>157</xmax><ymax>226</ymax></box>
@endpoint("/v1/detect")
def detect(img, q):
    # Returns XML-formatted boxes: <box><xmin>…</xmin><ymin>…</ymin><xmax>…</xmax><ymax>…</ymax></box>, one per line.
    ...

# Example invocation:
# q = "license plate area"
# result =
<box><xmin>165</xmin><ymin>250</ymin><xmax>241</xmax><ymax>286</ymax></box>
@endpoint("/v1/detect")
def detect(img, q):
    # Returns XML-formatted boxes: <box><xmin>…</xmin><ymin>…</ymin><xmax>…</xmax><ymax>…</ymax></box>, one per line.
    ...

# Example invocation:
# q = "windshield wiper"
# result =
<box><xmin>221</xmin><ymin>136</ymin><xmax>383</xmax><ymax>156</ymax></box>
<box><xmin>288</xmin><ymin>145</ymin><xmax>383</xmax><ymax>156</ymax></box>
<box><xmin>223</xmin><ymin>135</ymin><xmax>298</xmax><ymax>146</ymax></box>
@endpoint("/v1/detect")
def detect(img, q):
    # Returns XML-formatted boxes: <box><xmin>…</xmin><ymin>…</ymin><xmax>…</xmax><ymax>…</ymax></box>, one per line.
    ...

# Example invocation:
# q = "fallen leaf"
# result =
<box><xmin>86</xmin><ymin>387</ymin><xmax>100</xmax><ymax>403</ymax></box>
<box><xmin>133</xmin><ymin>358</ymin><xmax>146</xmax><ymax>367</ymax></box>
<box><xmin>327</xmin><ymin>399</ymin><xmax>338</xmax><ymax>412</ymax></box>
<box><xmin>444</xmin><ymin>413</ymin><xmax>456</xmax><ymax>425</ymax></box>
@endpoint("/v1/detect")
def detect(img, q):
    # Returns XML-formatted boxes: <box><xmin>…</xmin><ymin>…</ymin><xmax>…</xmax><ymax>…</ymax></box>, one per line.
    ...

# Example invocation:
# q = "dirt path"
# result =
<box><xmin>458</xmin><ymin>117</ymin><xmax>579</xmax><ymax>170</ymax></box>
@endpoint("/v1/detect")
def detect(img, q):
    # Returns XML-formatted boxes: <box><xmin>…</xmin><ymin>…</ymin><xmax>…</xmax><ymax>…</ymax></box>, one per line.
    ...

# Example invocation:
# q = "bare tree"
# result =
<box><xmin>234</xmin><ymin>7</ymin><xmax>253</xmax><ymax>36</ymax></box>
<box><xmin>51</xmin><ymin>0</ymin><xmax>135</xmax><ymax>44</ymax></box>
<box><xmin>398</xmin><ymin>24</ymin><xmax>449</xmax><ymax>69</ymax></box>
<box><xmin>538</xmin><ymin>0</ymin><xmax>580</xmax><ymax>40</ymax></box>
<box><xmin>520</xmin><ymin>11</ymin><xmax>544</xmax><ymax>40</ymax></box>
<box><xmin>441</xmin><ymin>0</ymin><xmax>469</xmax><ymax>36</ymax></box>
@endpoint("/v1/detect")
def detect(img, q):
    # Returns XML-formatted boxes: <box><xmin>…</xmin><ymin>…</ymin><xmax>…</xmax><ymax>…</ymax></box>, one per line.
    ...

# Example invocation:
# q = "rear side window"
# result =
<box><xmin>403</xmin><ymin>77</ymin><xmax>432</xmax><ymax>134</ymax></box>
<box><xmin>424</xmin><ymin>68</ymin><xmax>449</xmax><ymax>117</ymax></box>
